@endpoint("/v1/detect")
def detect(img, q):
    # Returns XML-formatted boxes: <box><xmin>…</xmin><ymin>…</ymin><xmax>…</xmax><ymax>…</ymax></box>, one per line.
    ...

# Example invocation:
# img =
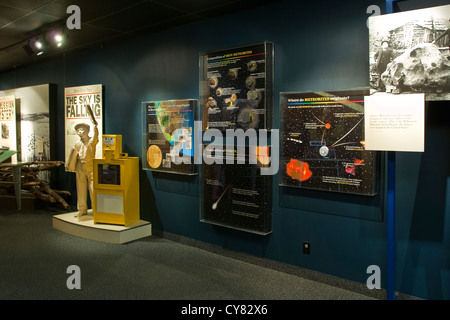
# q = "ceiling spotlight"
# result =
<box><xmin>23</xmin><ymin>28</ymin><xmax>66</xmax><ymax>56</ymax></box>
<box><xmin>23</xmin><ymin>37</ymin><xmax>46</xmax><ymax>56</ymax></box>
<box><xmin>33</xmin><ymin>40</ymin><xmax>45</xmax><ymax>55</ymax></box>
<box><xmin>46</xmin><ymin>29</ymin><xmax>65</xmax><ymax>48</ymax></box>
<box><xmin>54</xmin><ymin>34</ymin><xmax>64</xmax><ymax>47</ymax></box>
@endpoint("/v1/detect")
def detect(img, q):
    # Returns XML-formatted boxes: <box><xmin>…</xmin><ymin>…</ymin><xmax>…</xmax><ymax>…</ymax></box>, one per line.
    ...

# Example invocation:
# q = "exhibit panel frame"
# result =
<box><xmin>141</xmin><ymin>99</ymin><xmax>198</xmax><ymax>175</ymax></box>
<box><xmin>279</xmin><ymin>88</ymin><xmax>378</xmax><ymax>196</ymax></box>
<box><xmin>199</xmin><ymin>41</ymin><xmax>274</xmax><ymax>132</ymax></box>
<box><xmin>199</xmin><ymin>144</ymin><xmax>273</xmax><ymax>235</ymax></box>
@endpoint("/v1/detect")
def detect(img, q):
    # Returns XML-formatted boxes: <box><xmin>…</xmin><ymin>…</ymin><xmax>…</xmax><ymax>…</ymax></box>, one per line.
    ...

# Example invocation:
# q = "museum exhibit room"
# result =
<box><xmin>0</xmin><ymin>0</ymin><xmax>449</xmax><ymax>306</ymax></box>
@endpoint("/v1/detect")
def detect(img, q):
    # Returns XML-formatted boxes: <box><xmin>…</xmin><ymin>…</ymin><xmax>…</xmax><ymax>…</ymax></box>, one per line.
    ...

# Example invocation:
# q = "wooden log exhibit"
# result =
<box><xmin>0</xmin><ymin>161</ymin><xmax>71</xmax><ymax>209</ymax></box>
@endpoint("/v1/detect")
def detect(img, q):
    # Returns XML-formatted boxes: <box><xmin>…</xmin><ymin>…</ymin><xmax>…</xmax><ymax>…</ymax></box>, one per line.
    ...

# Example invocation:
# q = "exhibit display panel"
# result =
<box><xmin>368</xmin><ymin>4</ymin><xmax>450</xmax><ymax>101</ymax></box>
<box><xmin>64</xmin><ymin>84</ymin><xmax>103</xmax><ymax>167</ymax></box>
<box><xmin>364</xmin><ymin>93</ymin><xmax>425</xmax><ymax>152</ymax></box>
<box><xmin>142</xmin><ymin>99</ymin><xmax>197</xmax><ymax>175</ymax></box>
<box><xmin>199</xmin><ymin>41</ymin><xmax>274</xmax><ymax>131</ymax></box>
<box><xmin>279</xmin><ymin>89</ymin><xmax>378</xmax><ymax>196</ymax></box>
<box><xmin>0</xmin><ymin>95</ymin><xmax>17</xmax><ymax>163</ymax></box>
<box><xmin>200</xmin><ymin>144</ymin><xmax>272</xmax><ymax>235</ymax></box>
<box><xmin>0</xmin><ymin>84</ymin><xmax>56</xmax><ymax>165</ymax></box>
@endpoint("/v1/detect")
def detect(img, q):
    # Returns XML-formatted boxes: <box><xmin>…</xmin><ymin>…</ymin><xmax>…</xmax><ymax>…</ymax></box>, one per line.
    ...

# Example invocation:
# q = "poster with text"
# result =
<box><xmin>201</xmin><ymin>145</ymin><xmax>272</xmax><ymax>235</ymax></box>
<box><xmin>369</xmin><ymin>4</ymin><xmax>450</xmax><ymax>101</ymax></box>
<box><xmin>200</xmin><ymin>42</ymin><xmax>273</xmax><ymax>131</ymax></box>
<box><xmin>280</xmin><ymin>89</ymin><xmax>377</xmax><ymax>196</ymax></box>
<box><xmin>64</xmin><ymin>84</ymin><xmax>103</xmax><ymax>166</ymax></box>
<box><xmin>142</xmin><ymin>99</ymin><xmax>196</xmax><ymax>175</ymax></box>
<box><xmin>0</xmin><ymin>84</ymin><xmax>54</xmax><ymax>163</ymax></box>
<box><xmin>364</xmin><ymin>93</ymin><xmax>425</xmax><ymax>152</ymax></box>
<box><xmin>0</xmin><ymin>95</ymin><xmax>17</xmax><ymax>163</ymax></box>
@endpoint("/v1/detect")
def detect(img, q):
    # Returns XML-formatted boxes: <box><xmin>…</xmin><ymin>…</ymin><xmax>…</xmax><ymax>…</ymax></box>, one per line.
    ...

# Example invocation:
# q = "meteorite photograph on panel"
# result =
<box><xmin>368</xmin><ymin>4</ymin><xmax>450</xmax><ymax>101</ymax></box>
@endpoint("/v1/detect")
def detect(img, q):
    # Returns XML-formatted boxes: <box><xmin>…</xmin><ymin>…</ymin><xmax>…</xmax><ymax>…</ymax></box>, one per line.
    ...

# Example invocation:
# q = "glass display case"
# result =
<box><xmin>199</xmin><ymin>41</ymin><xmax>274</xmax><ymax>131</ymax></box>
<box><xmin>142</xmin><ymin>99</ymin><xmax>197</xmax><ymax>175</ymax></box>
<box><xmin>279</xmin><ymin>89</ymin><xmax>378</xmax><ymax>196</ymax></box>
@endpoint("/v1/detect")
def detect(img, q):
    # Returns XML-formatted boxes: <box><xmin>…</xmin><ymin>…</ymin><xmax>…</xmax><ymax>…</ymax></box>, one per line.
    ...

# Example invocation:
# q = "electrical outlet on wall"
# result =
<box><xmin>303</xmin><ymin>241</ymin><xmax>310</xmax><ymax>255</ymax></box>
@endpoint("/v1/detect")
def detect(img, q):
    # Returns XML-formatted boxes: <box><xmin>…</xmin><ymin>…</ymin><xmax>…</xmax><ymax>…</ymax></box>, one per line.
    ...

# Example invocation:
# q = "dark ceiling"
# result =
<box><xmin>0</xmin><ymin>0</ymin><xmax>281</xmax><ymax>74</ymax></box>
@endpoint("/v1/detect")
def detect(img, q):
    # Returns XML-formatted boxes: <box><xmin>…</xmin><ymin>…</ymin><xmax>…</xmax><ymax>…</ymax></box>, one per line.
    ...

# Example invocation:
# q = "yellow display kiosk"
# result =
<box><xmin>93</xmin><ymin>135</ymin><xmax>140</xmax><ymax>227</ymax></box>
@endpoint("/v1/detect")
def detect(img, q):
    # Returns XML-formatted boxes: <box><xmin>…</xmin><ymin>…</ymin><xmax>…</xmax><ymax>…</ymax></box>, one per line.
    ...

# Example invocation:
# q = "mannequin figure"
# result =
<box><xmin>67</xmin><ymin>118</ymin><xmax>98</xmax><ymax>219</ymax></box>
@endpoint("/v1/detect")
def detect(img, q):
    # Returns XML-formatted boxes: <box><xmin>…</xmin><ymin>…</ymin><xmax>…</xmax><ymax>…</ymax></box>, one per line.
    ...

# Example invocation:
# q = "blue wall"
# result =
<box><xmin>1</xmin><ymin>0</ymin><xmax>449</xmax><ymax>299</ymax></box>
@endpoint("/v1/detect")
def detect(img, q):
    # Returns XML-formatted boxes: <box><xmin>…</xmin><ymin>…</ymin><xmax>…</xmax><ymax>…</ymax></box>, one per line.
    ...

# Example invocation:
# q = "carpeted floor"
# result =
<box><xmin>0</xmin><ymin>207</ymin><xmax>379</xmax><ymax>301</ymax></box>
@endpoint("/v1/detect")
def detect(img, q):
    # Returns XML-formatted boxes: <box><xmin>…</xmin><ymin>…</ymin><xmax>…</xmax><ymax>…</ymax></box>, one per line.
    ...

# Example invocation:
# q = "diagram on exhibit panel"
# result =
<box><xmin>143</xmin><ymin>99</ymin><xmax>197</xmax><ymax>175</ymax></box>
<box><xmin>200</xmin><ymin>42</ymin><xmax>273</xmax><ymax>131</ymax></box>
<box><xmin>280</xmin><ymin>89</ymin><xmax>377</xmax><ymax>196</ymax></box>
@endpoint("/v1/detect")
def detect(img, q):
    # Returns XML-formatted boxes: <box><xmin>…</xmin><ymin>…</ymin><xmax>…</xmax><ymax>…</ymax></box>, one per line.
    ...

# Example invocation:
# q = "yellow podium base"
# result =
<box><xmin>52</xmin><ymin>211</ymin><xmax>152</xmax><ymax>244</ymax></box>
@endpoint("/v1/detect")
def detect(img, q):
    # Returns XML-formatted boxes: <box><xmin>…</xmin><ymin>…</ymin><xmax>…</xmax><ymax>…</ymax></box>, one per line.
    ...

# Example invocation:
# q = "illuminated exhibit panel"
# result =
<box><xmin>0</xmin><ymin>84</ymin><xmax>56</xmax><ymax>165</ymax></box>
<box><xmin>199</xmin><ymin>41</ymin><xmax>274</xmax><ymax>131</ymax></box>
<box><xmin>142</xmin><ymin>99</ymin><xmax>196</xmax><ymax>175</ymax></box>
<box><xmin>93</xmin><ymin>135</ymin><xmax>139</xmax><ymax>227</ymax></box>
<box><xmin>65</xmin><ymin>84</ymin><xmax>103</xmax><ymax>166</ymax></box>
<box><xmin>280</xmin><ymin>89</ymin><xmax>378</xmax><ymax>196</ymax></box>
<box><xmin>201</xmin><ymin>145</ymin><xmax>272</xmax><ymax>235</ymax></box>
<box><xmin>368</xmin><ymin>4</ymin><xmax>450</xmax><ymax>101</ymax></box>
<box><xmin>0</xmin><ymin>95</ymin><xmax>17</xmax><ymax>163</ymax></box>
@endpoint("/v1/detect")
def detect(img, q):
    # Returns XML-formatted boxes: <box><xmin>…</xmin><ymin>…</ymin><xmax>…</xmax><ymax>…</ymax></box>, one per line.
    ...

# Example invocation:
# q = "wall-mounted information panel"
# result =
<box><xmin>368</xmin><ymin>4</ymin><xmax>450</xmax><ymax>101</ymax></box>
<box><xmin>64</xmin><ymin>84</ymin><xmax>103</xmax><ymax>167</ymax></box>
<box><xmin>142</xmin><ymin>99</ymin><xmax>197</xmax><ymax>175</ymax></box>
<box><xmin>200</xmin><ymin>144</ymin><xmax>272</xmax><ymax>235</ymax></box>
<box><xmin>280</xmin><ymin>89</ymin><xmax>378</xmax><ymax>196</ymax></box>
<box><xmin>200</xmin><ymin>41</ymin><xmax>273</xmax><ymax>131</ymax></box>
<box><xmin>0</xmin><ymin>95</ymin><xmax>17</xmax><ymax>163</ymax></box>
